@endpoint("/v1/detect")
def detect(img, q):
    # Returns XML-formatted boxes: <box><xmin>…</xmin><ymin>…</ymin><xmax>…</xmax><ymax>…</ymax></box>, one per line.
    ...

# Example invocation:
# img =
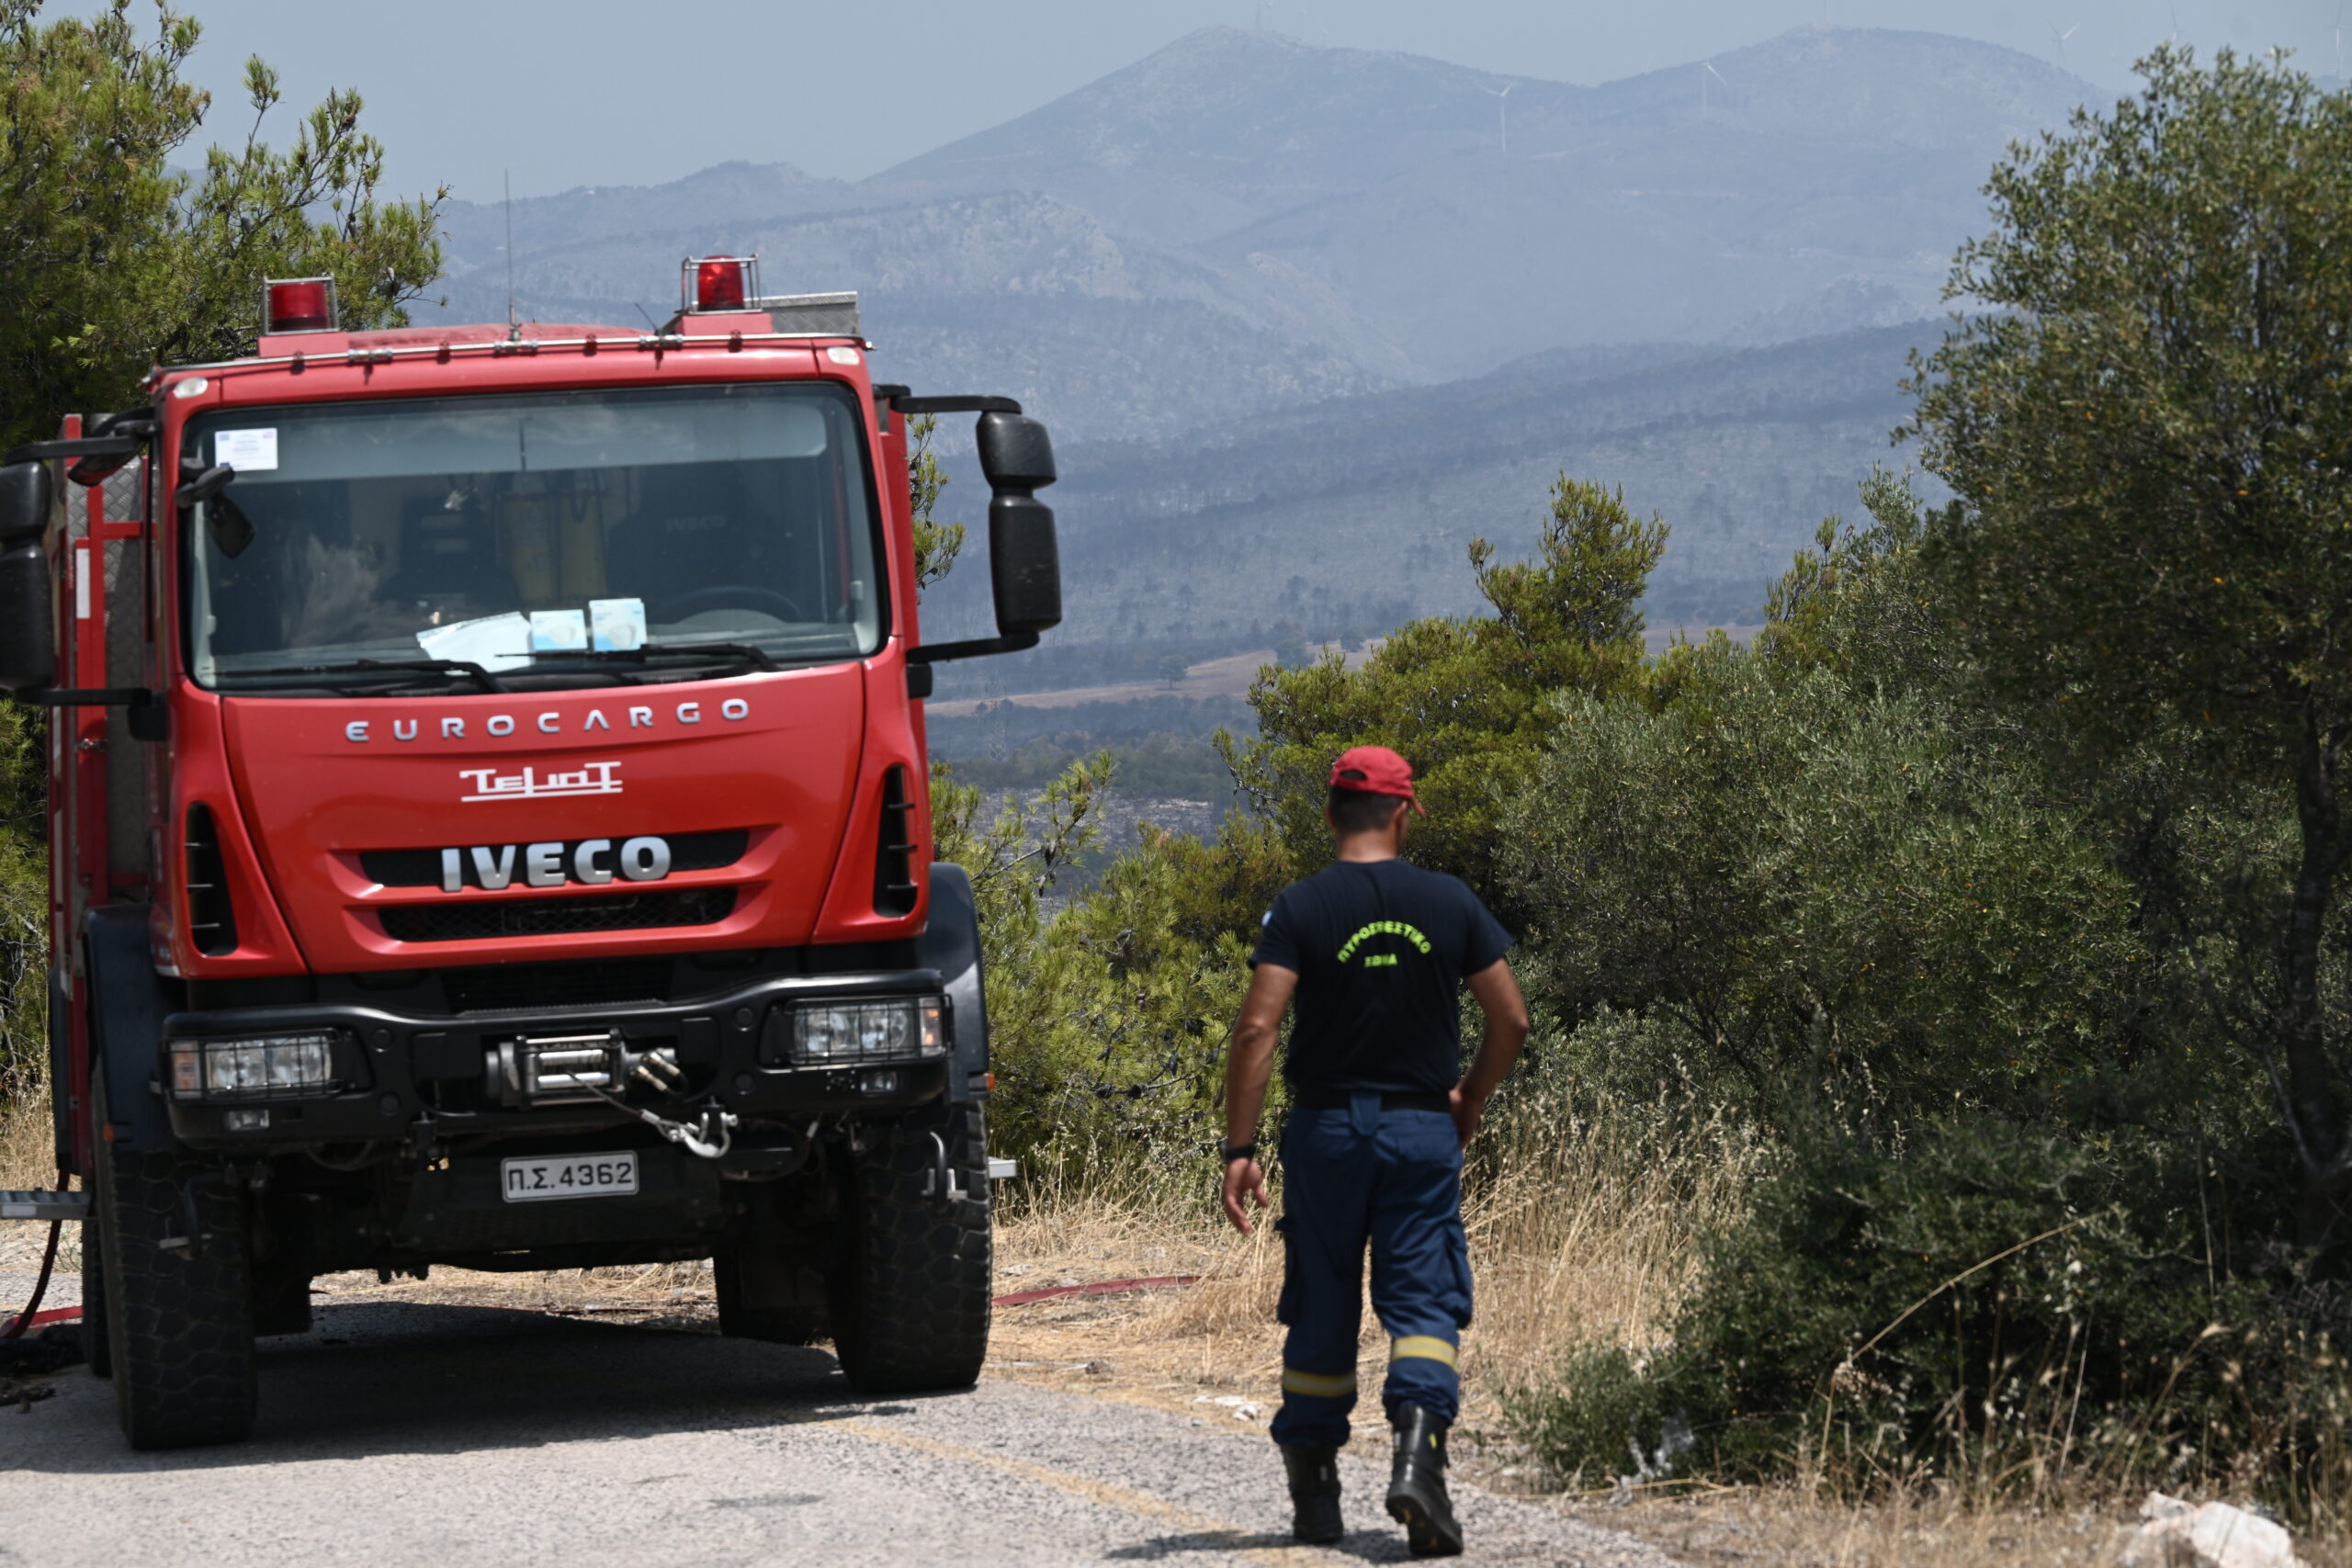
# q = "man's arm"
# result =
<box><xmin>1220</xmin><ymin>962</ymin><xmax>1296</xmax><ymax>1233</ymax></box>
<box><xmin>1452</xmin><ymin>958</ymin><xmax>1531</xmax><ymax>1147</ymax></box>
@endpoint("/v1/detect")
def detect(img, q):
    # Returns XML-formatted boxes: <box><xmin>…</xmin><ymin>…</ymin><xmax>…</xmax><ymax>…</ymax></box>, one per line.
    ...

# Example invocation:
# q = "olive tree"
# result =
<box><xmin>1910</xmin><ymin>46</ymin><xmax>2352</xmax><ymax>1251</ymax></box>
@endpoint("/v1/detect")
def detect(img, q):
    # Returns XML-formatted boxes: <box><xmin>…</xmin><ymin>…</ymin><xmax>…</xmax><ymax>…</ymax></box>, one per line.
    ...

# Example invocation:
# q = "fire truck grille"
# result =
<box><xmin>361</xmin><ymin>829</ymin><xmax>749</xmax><ymax>888</ymax></box>
<box><xmin>380</xmin><ymin>888</ymin><xmax>737</xmax><ymax>943</ymax></box>
<box><xmin>441</xmin><ymin>957</ymin><xmax>676</xmax><ymax>1014</ymax></box>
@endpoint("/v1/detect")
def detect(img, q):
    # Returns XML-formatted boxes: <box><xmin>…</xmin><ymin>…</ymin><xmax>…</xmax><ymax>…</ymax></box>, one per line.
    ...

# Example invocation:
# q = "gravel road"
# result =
<box><xmin>0</xmin><ymin>1299</ymin><xmax>1678</xmax><ymax>1568</ymax></box>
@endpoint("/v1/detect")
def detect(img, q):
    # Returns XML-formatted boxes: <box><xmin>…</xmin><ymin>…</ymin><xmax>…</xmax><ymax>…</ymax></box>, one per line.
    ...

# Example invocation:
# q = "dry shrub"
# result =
<box><xmin>1463</xmin><ymin>1082</ymin><xmax>1760</xmax><ymax>1396</ymax></box>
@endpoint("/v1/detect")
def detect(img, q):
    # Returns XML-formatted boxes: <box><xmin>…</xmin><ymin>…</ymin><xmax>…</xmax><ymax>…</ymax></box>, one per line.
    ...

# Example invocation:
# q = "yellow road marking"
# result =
<box><xmin>832</xmin><ymin>1416</ymin><xmax>1318</xmax><ymax>1566</ymax></box>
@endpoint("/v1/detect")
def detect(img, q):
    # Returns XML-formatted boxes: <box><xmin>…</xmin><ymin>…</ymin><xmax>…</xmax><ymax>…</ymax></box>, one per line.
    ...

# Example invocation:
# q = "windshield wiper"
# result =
<box><xmin>214</xmin><ymin>658</ymin><xmax>510</xmax><ymax>694</ymax></box>
<box><xmin>526</xmin><ymin>642</ymin><xmax>782</xmax><ymax>673</ymax></box>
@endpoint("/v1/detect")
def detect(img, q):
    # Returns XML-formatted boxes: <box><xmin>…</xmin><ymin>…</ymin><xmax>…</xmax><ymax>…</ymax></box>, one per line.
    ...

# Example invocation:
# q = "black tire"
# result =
<box><xmin>92</xmin><ymin>1070</ymin><xmax>257</xmax><ymax>1449</ymax></box>
<box><xmin>79</xmin><ymin>1213</ymin><xmax>110</xmax><ymax>1379</ymax></box>
<box><xmin>713</xmin><ymin>1248</ymin><xmax>828</xmax><ymax>1345</ymax></box>
<box><xmin>827</xmin><ymin>1101</ymin><xmax>992</xmax><ymax>1394</ymax></box>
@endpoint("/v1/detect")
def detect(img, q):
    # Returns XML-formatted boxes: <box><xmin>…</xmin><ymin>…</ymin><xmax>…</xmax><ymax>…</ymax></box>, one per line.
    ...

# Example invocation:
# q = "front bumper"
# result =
<box><xmin>159</xmin><ymin>966</ymin><xmax>971</xmax><ymax>1150</ymax></box>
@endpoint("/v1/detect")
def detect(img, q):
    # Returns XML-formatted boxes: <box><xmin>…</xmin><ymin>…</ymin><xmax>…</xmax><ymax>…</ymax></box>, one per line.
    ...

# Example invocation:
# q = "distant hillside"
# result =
<box><xmin>420</xmin><ymin>26</ymin><xmax>2087</xmax><ymax>435</ymax></box>
<box><xmin>432</xmin><ymin>189</ymin><xmax>1385</xmax><ymax>442</ymax></box>
<box><xmin>411</xmin><ymin>26</ymin><xmax>2053</xmax><ymax>689</ymax></box>
<box><xmin>874</xmin><ymin>26</ymin><xmax>2083</xmax><ymax>378</ymax></box>
<box><xmin>921</xmin><ymin>321</ymin><xmax>1941</xmax><ymax>705</ymax></box>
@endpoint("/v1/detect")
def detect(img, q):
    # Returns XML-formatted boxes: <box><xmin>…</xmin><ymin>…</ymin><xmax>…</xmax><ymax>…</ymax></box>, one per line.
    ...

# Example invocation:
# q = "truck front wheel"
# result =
<box><xmin>91</xmin><ymin>1070</ymin><xmax>257</xmax><ymax>1449</ymax></box>
<box><xmin>827</xmin><ymin>1102</ymin><xmax>991</xmax><ymax>1393</ymax></box>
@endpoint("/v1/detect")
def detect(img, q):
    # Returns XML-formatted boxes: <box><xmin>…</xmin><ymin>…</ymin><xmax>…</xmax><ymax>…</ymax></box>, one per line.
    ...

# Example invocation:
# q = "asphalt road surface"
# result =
<box><xmin>0</xmin><ymin>1301</ymin><xmax>1679</xmax><ymax>1568</ymax></box>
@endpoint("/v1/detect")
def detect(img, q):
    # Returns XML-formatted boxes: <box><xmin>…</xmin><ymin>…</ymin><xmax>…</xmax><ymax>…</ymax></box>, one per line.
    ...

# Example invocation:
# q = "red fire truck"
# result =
<box><xmin>0</xmin><ymin>258</ymin><xmax>1061</xmax><ymax>1449</ymax></box>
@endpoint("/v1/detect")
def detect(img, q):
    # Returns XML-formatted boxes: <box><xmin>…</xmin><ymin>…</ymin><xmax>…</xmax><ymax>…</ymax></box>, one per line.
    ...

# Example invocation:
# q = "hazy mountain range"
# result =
<box><xmin>420</xmin><ymin>24</ymin><xmax>2101</xmax><ymax>674</ymax></box>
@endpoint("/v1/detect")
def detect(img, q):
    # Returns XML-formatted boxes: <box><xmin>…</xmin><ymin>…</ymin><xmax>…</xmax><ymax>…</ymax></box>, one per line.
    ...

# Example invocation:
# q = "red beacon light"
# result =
<box><xmin>683</xmin><ymin>254</ymin><xmax>758</xmax><ymax>313</ymax></box>
<box><xmin>262</xmin><ymin>276</ymin><xmax>339</xmax><ymax>335</ymax></box>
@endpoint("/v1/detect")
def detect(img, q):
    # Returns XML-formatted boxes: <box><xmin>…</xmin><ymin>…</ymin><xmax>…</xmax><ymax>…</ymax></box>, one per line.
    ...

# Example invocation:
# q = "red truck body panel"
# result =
<box><xmin>48</xmin><ymin>310</ymin><xmax>944</xmax><ymax>1175</ymax></box>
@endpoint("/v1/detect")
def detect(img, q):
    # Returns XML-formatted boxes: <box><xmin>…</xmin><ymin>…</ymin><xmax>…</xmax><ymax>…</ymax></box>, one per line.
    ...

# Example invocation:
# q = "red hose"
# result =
<box><xmin>1</xmin><ymin>1169</ymin><xmax>65</xmax><ymax>1340</ymax></box>
<box><xmin>3</xmin><ymin>1269</ymin><xmax>1204</xmax><ymax>1331</ymax></box>
<box><xmin>991</xmin><ymin>1274</ymin><xmax>1199</xmax><ymax>1308</ymax></box>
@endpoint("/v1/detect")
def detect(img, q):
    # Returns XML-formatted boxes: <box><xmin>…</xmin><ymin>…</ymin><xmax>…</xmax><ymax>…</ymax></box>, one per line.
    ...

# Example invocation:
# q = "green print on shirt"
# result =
<box><xmin>1335</xmin><ymin>919</ymin><xmax>1432</xmax><ymax>964</ymax></box>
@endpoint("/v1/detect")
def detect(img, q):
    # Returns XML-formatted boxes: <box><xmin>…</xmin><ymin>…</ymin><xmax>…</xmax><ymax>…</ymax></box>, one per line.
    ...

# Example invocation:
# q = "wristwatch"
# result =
<box><xmin>1218</xmin><ymin>1139</ymin><xmax>1258</xmax><ymax>1164</ymax></box>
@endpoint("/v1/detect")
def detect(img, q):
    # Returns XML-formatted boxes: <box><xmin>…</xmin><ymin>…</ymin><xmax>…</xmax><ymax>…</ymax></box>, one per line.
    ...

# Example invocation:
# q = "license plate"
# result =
<box><xmin>501</xmin><ymin>1151</ymin><xmax>639</xmax><ymax>1203</ymax></box>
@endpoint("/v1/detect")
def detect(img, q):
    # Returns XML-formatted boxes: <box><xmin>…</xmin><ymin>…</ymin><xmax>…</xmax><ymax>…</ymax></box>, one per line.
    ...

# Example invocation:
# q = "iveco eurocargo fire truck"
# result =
<box><xmin>0</xmin><ymin>258</ymin><xmax>1061</xmax><ymax>1449</ymax></box>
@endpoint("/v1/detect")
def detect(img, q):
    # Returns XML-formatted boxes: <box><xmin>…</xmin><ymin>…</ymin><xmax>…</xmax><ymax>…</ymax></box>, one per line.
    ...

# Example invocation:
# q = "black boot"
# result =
<box><xmin>1281</xmin><ymin>1443</ymin><xmax>1345</xmax><ymax>1544</ymax></box>
<box><xmin>1385</xmin><ymin>1404</ymin><xmax>1463</xmax><ymax>1557</ymax></box>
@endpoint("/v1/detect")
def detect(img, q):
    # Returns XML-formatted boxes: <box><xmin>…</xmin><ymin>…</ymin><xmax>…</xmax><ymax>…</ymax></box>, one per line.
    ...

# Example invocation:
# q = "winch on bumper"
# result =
<box><xmin>156</xmin><ymin>968</ymin><xmax>967</xmax><ymax>1149</ymax></box>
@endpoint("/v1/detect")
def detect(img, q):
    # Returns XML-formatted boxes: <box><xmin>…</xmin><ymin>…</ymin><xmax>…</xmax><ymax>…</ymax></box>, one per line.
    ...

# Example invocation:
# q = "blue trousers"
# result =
<box><xmin>1269</xmin><ymin>1096</ymin><xmax>1473</xmax><ymax>1449</ymax></box>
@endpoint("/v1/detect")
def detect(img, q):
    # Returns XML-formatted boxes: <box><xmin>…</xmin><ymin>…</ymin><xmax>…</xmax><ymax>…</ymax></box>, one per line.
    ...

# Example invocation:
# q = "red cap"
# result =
<box><xmin>1329</xmin><ymin>745</ymin><xmax>1426</xmax><ymax>817</ymax></box>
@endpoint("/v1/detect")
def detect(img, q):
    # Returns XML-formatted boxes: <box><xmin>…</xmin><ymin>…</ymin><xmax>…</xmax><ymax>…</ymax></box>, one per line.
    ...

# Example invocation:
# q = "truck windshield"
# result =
<box><xmin>182</xmin><ymin>382</ymin><xmax>884</xmax><ymax>691</ymax></box>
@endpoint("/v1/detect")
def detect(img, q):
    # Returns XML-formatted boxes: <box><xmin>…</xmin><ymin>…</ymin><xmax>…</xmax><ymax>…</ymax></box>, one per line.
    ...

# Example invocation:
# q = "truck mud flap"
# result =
<box><xmin>919</xmin><ymin>863</ymin><xmax>989</xmax><ymax>1101</ymax></box>
<box><xmin>85</xmin><ymin>907</ymin><xmax>177</xmax><ymax>1153</ymax></box>
<box><xmin>393</xmin><ymin>1148</ymin><xmax>727</xmax><ymax>1254</ymax></box>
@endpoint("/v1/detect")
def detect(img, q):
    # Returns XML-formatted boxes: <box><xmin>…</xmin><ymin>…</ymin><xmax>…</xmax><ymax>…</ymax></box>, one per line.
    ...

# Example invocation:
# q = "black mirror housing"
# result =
<box><xmin>0</xmin><ymin>462</ymin><xmax>54</xmax><ymax>692</ymax></box>
<box><xmin>989</xmin><ymin>494</ymin><xmax>1061</xmax><ymax>637</ymax></box>
<box><xmin>900</xmin><ymin>399</ymin><xmax>1064</xmax><ymax>661</ymax></box>
<box><xmin>977</xmin><ymin>412</ymin><xmax>1056</xmax><ymax>490</ymax></box>
<box><xmin>978</xmin><ymin>413</ymin><xmax>1060</xmax><ymax>637</ymax></box>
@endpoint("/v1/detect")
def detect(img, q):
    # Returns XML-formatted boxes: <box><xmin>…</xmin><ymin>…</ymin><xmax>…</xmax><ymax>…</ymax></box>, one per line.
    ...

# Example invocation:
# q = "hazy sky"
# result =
<box><xmin>93</xmin><ymin>0</ymin><xmax>2344</xmax><ymax>201</ymax></box>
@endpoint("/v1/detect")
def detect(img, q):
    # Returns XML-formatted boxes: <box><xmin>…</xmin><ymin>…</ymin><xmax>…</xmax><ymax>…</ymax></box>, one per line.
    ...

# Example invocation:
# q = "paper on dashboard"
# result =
<box><xmin>417</xmin><ymin>612</ymin><xmax>532</xmax><ymax>671</ymax></box>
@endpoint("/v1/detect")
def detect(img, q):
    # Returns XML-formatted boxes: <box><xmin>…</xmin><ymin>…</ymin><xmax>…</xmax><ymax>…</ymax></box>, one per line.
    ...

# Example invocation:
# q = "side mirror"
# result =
<box><xmin>976</xmin><ymin>412</ymin><xmax>1061</xmax><ymax>637</ymax></box>
<box><xmin>0</xmin><ymin>462</ymin><xmax>54</xmax><ymax>692</ymax></box>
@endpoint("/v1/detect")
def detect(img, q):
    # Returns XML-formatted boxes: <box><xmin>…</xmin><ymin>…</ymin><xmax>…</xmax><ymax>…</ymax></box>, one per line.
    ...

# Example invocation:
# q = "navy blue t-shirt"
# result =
<box><xmin>1250</xmin><ymin>858</ymin><xmax>1513</xmax><ymax>1096</ymax></box>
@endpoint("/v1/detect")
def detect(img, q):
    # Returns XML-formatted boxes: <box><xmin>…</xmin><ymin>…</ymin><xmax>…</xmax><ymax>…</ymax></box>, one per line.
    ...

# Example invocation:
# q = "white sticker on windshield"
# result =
<box><xmin>529</xmin><ymin>609</ymin><xmax>588</xmax><ymax>652</ymax></box>
<box><xmin>590</xmin><ymin>598</ymin><xmax>647</xmax><ymax>652</ymax></box>
<box><xmin>215</xmin><ymin>428</ymin><xmax>278</xmax><ymax>471</ymax></box>
<box><xmin>418</xmin><ymin>611</ymin><xmax>531</xmax><ymax>671</ymax></box>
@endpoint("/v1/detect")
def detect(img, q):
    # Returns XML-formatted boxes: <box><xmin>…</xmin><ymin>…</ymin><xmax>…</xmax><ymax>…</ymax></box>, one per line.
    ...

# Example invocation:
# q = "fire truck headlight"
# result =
<box><xmin>788</xmin><ymin>998</ymin><xmax>948</xmax><ymax>1065</ymax></box>
<box><xmin>169</xmin><ymin>1032</ymin><xmax>338</xmax><ymax>1101</ymax></box>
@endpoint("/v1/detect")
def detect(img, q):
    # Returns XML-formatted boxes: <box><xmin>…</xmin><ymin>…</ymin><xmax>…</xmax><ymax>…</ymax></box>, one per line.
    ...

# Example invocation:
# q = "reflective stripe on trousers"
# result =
<box><xmin>1270</xmin><ymin>1094</ymin><xmax>1472</xmax><ymax>1450</ymax></box>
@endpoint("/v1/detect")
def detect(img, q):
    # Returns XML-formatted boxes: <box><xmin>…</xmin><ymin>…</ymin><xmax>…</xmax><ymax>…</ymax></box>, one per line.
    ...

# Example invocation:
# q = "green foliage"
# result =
<box><xmin>0</xmin><ymin>1</ymin><xmax>444</xmax><ymax>450</ymax></box>
<box><xmin>938</xmin><ymin>732</ymin><xmax>1232</xmax><ymax>800</ymax></box>
<box><xmin>1909</xmin><ymin>45</ymin><xmax>2352</xmax><ymax>1253</ymax></box>
<box><xmin>1514</xmin><ymin>649</ymin><xmax>2150</xmax><ymax>1116</ymax></box>
<box><xmin>1498</xmin><ymin>453</ymin><xmax>2330</xmax><ymax>1506</ymax></box>
<box><xmin>926</xmin><ymin>752</ymin><xmax>1277</xmax><ymax>1164</ymax></box>
<box><xmin>1507</xmin><ymin>1117</ymin><xmax>2345</xmax><ymax>1505</ymax></box>
<box><xmin>907</xmin><ymin>412</ymin><xmax>965</xmax><ymax>599</ymax></box>
<box><xmin>1507</xmin><ymin>478</ymin><xmax>2156</xmax><ymax>1120</ymax></box>
<box><xmin>1234</xmin><ymin>475</ymin><xmax>1665</xmax><ymax>908</ymax></box>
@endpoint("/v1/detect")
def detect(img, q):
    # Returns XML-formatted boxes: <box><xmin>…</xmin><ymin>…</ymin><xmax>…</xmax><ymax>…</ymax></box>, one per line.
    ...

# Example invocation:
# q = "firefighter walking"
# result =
<box><xmin>1219</xmin><ymin>746</ymin><xmax>1530</xmax><ymax>1556</ymax></box>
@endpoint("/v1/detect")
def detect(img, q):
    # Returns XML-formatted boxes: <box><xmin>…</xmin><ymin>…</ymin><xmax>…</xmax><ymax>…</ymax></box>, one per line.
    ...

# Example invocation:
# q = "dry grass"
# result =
<box><xmin>0</xmin><ymin>1095</ymin><xmax>61</xmax><ymax>1277</ymax></box>
<box><xmin>0</xmin><ymin>1090</ymin><xmax>50</xmax><ymax>1191</ymax></box>
<box><xmin>983</xmin><ymin>1102</ymin><xmax>1761</xmax><ymax>1445</ymax></box>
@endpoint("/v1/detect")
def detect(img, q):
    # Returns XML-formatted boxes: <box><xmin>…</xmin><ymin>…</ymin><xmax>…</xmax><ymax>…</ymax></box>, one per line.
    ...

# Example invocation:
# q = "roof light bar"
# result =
<box><xmin>683</xmin><ymin>255</ymin><xmax>758</xmax><ymax>313</ymax></box>
<box><xmin>263</xmin><ymin>276</ymin><xmax>339</xmax><ymax>335</ymax></box>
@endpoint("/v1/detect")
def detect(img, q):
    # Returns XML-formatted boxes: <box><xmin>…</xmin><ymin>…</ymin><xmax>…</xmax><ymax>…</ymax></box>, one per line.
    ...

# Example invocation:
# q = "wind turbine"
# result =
<box><xmin>1482</xmin><ymin>80</ymin><xmax>1514</xmax><ymax>158</ymax></box>
<box><xmin>2336</xmin><ymin>3</ymin><xmax>2345</xmax><ymax>75</ymax></box>
<box><xmin>1702</xmin><ymin>59</ymin><xmax>1727</xmax><ymax>121</ymax></box>
<box><xmin>2050</xmin><ymin>20</ymin><xmax>2081</xmax><ymax>72</ymax></box>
